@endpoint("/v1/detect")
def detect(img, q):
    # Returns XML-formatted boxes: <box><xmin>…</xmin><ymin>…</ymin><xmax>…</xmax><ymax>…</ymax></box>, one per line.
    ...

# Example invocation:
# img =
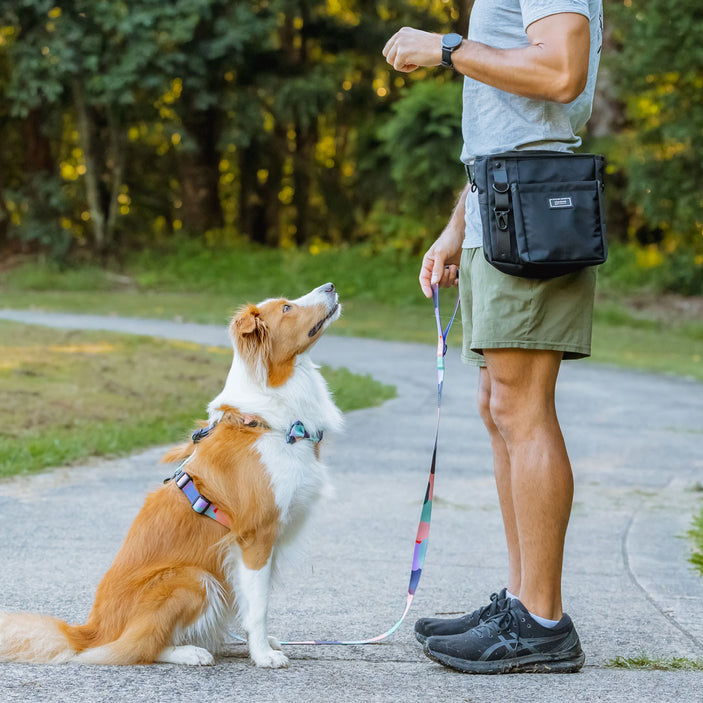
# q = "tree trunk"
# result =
<box><xmin>23</xmin><ymin>108</ymin><xmax>53</xmax><ymax>174</ymax></box>
<box><xmin>178</xmin><ymin>107</ymin><xmax>224</xmax><ymax>233</ymax></box>
<box><xmin>105</xmin><ymin>107</ymin><xmax>127</xmax><ymax>250</ymax></box>
<box><xmin>73</xmin><ymin>81</ymin><xmax>107</xmax><ymax>253</ymax></box>
<box><xmin>454</xmin><ymin>0</ymin><xmax>474</xmax><ymax>36</ymax></box>
<box><xmin>292</xmin><ymin>124</ymin><xmax>317</xmax><ymax>247</ymax></box>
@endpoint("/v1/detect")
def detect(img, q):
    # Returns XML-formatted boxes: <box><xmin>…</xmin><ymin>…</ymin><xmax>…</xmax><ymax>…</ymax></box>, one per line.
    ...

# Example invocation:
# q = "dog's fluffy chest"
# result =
<box><xmin>254</xmin><ymin>434</ymin><xmax>329</xmax><ymax>526</ymax></box>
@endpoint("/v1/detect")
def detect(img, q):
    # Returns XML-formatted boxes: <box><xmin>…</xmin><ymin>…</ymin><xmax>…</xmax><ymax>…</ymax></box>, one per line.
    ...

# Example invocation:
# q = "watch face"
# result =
<box><xmin>443</xmin><ymin>33</ymin><xmax>463</xmax><ymax>50</ymax></box>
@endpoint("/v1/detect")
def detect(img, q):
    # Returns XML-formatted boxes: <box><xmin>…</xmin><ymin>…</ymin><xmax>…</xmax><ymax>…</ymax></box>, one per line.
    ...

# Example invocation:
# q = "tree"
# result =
<box><xmin>610</xmin><ymin>0</ymin><xmax>703</xmax><ymax>253</ymax></box>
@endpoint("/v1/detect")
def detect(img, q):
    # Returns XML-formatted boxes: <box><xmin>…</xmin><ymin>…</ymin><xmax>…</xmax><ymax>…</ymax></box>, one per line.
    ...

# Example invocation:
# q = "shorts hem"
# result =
<box><xmin>468</xmin><ymin>340</ymin><xmax>591</xmax><ymax>360</ymax></box>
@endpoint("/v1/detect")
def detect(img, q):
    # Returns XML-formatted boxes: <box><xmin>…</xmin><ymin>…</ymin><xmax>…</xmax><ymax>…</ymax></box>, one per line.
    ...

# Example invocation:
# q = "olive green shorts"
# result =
<box><xmin>459</xmin><ymin>247</ymin><xmax>596</xmax><ymax>367</ymax></box>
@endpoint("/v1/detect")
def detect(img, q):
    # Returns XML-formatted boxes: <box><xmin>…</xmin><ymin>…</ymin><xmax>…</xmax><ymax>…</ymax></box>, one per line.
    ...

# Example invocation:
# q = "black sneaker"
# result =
<box><xmin>423</xmin><ymin>598</ymin><xmax>585</xmax><ymax>674</ymax></box>
<box><xmin>414</xmin><ymin>589</ymin><xmax>509</xmax><ymax>644</ymax></box>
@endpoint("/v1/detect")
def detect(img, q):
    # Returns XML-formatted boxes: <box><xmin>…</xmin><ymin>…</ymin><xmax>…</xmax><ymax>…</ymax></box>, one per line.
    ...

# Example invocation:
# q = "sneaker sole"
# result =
<box><xmin>423</xmin><ymin>644</ymin><xmax>585</xmax><ymax>675</ymax></box>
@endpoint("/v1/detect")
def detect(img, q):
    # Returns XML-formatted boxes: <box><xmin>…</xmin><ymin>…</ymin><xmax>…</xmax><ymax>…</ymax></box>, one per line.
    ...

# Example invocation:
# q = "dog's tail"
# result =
<box><xmin>0</xmin><ymin>611</ymin><xmax>90</xmax><ymax>664</ymax></box>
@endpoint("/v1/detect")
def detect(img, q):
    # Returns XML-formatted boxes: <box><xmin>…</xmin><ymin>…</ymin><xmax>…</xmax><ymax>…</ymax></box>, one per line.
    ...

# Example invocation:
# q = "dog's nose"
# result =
<box><xmin>322</xmin><ymin>282</ymin><xmax>335</xmax><ymax>293</ymax></box>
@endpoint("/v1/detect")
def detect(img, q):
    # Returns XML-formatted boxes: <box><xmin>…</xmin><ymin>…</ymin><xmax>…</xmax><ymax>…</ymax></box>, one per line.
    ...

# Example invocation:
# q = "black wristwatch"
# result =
<box><xmin>441</xmin><ymin>33</ymin><xmax>464</xmax><ymax>69</ymax></box>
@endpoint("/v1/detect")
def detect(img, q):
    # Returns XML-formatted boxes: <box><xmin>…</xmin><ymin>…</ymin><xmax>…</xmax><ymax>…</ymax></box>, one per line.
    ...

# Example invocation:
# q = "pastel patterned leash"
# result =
<box><xmin>273</xmin><ymin>285</ymin><xmax>460</xmax><ymax>646</ymax></box>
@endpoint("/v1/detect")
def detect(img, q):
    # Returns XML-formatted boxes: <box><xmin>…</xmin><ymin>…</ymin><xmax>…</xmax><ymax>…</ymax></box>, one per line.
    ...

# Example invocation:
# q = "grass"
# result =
<box><xmin>606</xmin><ymin>655</ymin><xmax>703</xmax><ymax>671</ymax></box>
<box><xmin>0</xmin><ymin>320</ymin><xmax>395</xmax><ymax>479</ymax></box>
<box><xmin>2</xmin><ymin>242</ymin><xmax>703</xmax><ymax>380</ymax></box>
<box><xmin>688</xmin><ymin>506</ymin><xmax>703</xmax><ymax>576</ymax></box>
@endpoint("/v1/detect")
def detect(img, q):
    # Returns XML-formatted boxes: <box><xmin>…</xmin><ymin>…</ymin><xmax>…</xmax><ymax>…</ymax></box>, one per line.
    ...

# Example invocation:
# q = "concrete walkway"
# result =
<box><xmin>1</xmin><ymin>309</ymin><xmax>702</xmax><ymax>703</ymax></box>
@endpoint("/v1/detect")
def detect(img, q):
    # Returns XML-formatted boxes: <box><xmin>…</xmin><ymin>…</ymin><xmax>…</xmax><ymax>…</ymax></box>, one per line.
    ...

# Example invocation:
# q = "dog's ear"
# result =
<box><xmin>232</xmin><ymin>304</ymin><xmax>272</xmax><ymax>373</ymax></box>
<box><xmin>234</xmin><ymin>304</ymin><xmax>265</xmax><ymax>336</ymax></box>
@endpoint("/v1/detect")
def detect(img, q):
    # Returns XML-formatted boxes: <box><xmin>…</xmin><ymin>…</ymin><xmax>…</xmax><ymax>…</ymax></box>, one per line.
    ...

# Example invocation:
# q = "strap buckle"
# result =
<box><xmin>191</xmin><ymin>495</ymin><xmax>212</xmax><ymax>514</ymax></box>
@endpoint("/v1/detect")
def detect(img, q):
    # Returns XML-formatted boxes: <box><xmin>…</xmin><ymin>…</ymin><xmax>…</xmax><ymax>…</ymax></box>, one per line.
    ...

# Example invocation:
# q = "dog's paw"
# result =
<box><xmin>267</xmin><ymin>636</ymin><xmax>282</xmax><ymax>651</ymax></box>
<box><xmin>252</xmin><ymin>648</ymin><xmax>289</xmax><ymax>669</ymax></box>
<box><xmin>158</xmin><ymin>645</ymin><xmax>215</xmax><ymax>666</ymax></box>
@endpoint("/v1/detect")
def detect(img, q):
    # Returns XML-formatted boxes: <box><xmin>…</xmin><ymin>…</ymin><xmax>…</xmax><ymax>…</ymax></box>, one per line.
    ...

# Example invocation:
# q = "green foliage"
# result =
<box><xmin>378</xmin><ymin>79</ymin><xmax>464</xmax><ymax>211</ymax></box>
<box><xmin>609</xmin><ymin>0</ymin><xmax>703</xmax><ymax>253</ymax></box>
<box><xmin>689</xmin><ymin>505</ymin><xmax>703</xmax><ymax>576</ymax></box>
<box><xmin>598</xmin><ymin>243</ymin><xmax>703</xmax><ymax>297</ymax></box>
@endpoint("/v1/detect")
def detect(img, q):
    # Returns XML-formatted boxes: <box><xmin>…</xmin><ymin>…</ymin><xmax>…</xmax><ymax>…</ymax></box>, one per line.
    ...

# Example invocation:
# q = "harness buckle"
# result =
<box><xmin>175</xmin><ymin>471</ymin><xmax>191</xmax><ymax>489</ymax></box>
<box><xmin>191</xmin><ymin>496</ymin><xmax>211</xmax><ymax>514</ymax></box>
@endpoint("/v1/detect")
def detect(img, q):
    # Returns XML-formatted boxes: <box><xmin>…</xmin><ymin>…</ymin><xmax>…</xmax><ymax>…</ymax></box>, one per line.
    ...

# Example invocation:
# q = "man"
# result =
<box><xmin>383</xmin><ymin>0</ymin><xmax>603</xmax><ymax>675</ymax></box>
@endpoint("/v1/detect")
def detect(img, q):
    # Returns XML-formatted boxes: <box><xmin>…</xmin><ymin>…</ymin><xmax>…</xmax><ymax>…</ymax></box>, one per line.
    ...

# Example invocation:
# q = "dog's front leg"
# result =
<box><xmin>236</xmin><ymin>533</ymin><xmax>288</xmax><ymax>669</ymax></box>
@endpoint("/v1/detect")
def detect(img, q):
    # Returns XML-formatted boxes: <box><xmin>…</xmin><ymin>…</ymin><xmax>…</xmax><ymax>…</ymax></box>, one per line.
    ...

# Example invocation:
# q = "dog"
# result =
<box><xmin>0</xmin><ymin>283</ymin><xmax>343</xmax><ymax>668</ymax></box>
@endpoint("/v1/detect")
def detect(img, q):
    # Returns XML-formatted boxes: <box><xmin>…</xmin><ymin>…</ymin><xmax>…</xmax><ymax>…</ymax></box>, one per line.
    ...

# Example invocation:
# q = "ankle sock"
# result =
<box><xmin>528</xmin><ymin>611</ymin><xmax>561</xmax><ymax>629</ymax></box>
<box><xmin>506</xmin><ymin>589</ymin><xmax>519</xmax><ymax>601</ymax></box>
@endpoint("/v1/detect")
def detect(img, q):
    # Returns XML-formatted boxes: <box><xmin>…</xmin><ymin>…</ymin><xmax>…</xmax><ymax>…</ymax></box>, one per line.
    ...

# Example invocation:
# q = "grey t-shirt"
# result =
<box><xmin>462</xmin><ymin>0</ymin><xmax>603</xmax><ymax>248</ymax></box>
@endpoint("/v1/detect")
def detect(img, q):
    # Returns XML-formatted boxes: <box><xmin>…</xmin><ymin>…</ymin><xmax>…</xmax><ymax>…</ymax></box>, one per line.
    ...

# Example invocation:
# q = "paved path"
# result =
<box><xmin>1</xmin><ymin>309</ymin><xmax>702</xmax><ymax>703</ymax></box>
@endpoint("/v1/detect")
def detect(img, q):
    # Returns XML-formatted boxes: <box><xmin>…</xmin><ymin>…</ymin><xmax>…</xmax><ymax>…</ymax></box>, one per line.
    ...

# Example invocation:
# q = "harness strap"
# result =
<box><xmin>166</xmin><ymin>415</ymin><xmax>322</xmax><ymax>529</ymax></box>
<box><xmin>166</xmin><ymin>456</ymin><xmax>231</xmax><ymax>529</ymax></box>
<box><xmin>275</xmin><ymin>286</ymin><xmax>459</xmax><ymax>645</ymax></box>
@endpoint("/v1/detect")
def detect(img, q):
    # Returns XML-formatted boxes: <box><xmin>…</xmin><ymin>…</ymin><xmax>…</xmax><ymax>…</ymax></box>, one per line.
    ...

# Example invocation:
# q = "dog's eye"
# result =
<box><xmin>282</xmin><ymin>304</ymin><xmax>291</xmax><ymax>313</ymax></box>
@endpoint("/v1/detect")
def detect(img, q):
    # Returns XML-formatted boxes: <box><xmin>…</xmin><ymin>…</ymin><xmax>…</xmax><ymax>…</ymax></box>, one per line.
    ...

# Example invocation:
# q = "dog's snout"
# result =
<box><xmin>323</xmin><ymin>282</ymin><xmax>335</xmax><ymax>293</ymax></box>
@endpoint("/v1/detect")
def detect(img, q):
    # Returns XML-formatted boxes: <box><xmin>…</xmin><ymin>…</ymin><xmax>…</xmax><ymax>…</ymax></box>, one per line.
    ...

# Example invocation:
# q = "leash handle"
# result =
<box><xmin>274</xmin><ymin>286</ymin><xmax>459</xmax><ymax>646</ymax></box>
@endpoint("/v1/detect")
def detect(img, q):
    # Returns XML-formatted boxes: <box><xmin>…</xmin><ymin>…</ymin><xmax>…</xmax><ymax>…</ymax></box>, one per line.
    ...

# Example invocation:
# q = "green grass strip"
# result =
<box><xmin>0</xmin><ymin>320</ymin><xmax>395</xmax><ymax>479</ymax></box>
<box><xmin>606</xmin><ymin>655</ymin><xmax>703</xmax><ymax>671</ymax></box>
<box><xmin>688</xmin><ymin>505</ymin><xmax>703</xmax><ymax>576</ymax></box>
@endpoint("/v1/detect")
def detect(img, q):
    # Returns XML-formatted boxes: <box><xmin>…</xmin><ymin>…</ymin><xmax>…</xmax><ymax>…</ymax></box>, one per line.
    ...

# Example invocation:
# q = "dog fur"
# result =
<box><xmin>0</xmin><ymin>283</ymin><xmax>343</xmax><ymax>668</ymax></box>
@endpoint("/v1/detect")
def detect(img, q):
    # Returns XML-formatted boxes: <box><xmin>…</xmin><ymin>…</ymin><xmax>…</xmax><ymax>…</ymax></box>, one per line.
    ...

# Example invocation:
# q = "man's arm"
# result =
<box><xmin>418</xmin><ymin>182</ymin><xmax>471</xmax><ymax>298</ymax></box>
<box><xmin>382</xmin><ymin>13</ymin><xmax>590</xmax><ymax>104</ymax></box>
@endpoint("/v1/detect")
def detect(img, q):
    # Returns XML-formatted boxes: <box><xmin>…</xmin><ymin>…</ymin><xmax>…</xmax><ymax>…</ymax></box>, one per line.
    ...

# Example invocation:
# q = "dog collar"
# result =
<box><xmin>286</xmin><ymin>420</ymin><xmax>323</xmax><ymax>445</ymax></box>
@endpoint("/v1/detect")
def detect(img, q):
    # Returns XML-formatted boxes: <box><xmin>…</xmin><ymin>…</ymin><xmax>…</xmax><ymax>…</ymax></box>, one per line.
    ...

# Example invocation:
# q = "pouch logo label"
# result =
<box><xmin>549</xmin><ymin>197</ymin><xmax>573</xmax><ymax>209</ymax></box>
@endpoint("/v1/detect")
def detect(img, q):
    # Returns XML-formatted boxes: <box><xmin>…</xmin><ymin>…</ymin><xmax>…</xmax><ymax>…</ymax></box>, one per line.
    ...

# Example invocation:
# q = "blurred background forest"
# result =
<box><xmin>0</xmin><ymin>0</ymin><xmax>702</xmax><ymax>295</ymax></box>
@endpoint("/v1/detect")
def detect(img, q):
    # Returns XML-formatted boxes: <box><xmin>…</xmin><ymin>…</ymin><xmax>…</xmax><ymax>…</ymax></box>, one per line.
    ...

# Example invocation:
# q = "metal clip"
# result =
<box><xmin>494</xmin><ymin>209</ymin><xmax>510</xmax><ymax>231</ymax></box>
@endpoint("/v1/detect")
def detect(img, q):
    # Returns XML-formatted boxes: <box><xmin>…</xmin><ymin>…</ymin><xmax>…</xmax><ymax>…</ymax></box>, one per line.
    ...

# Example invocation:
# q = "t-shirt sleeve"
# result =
<box><xmin>519</xmin><ymin>0</ymin><xmax>590</xmax><ymax>31</ymax></box>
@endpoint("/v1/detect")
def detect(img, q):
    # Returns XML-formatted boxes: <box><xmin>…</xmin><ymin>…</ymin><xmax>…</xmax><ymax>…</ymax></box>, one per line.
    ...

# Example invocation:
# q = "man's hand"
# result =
<box><xmin>419</xmin><ymin>227</ymin><xmax>463</xmax><ymax>298</ymax></box>
<box><xmin>382</xmin><ymin>27</ymin><xmax>442</xmax><ymax>73</ymax></box>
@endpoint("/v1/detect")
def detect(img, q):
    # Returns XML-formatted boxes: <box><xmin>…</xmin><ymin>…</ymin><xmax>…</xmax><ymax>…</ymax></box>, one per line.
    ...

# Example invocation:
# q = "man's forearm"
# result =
<box><xmin>383</xmin><ymin>14</ymin><xmax>590</xmax><ymax>104</ymax></box>
<box><xmin>446</xmin><ymin>182</ymin><xmax>471</xmax><ymax>237</ymax></box>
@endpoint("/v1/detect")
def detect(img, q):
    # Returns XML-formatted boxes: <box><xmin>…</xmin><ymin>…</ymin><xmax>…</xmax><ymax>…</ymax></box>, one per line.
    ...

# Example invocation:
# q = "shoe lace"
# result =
<box><xmin>472</xmin><ymin>601</ymin><xmax>519</xmax><ymax>640</ymax></box>
<box><xmin>476</xmin><ymin>590</ymin><xmax>507</xmax><ymax>622</ymax></box>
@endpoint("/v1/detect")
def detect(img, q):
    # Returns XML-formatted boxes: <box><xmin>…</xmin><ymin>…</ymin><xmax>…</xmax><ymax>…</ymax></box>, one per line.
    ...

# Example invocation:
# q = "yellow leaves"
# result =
<box><xmin>316</xmin><ymin>135</ymin><xmax>335</xmax><ymax>162</ymax></box>
<box><xmin>162</xmin><ymin>78</ymin><xmax>182</xmax><ymax>105</ymax></box>
<box><xmin>278</xmin><ymin>185</ymin><xmax>294</xmax><ymax>204</ymax></box>
<box><xmin>257</xmin><ymin>169</ymin><xmax>269</xmax><ymax>184</ymax></box>
<box><xmin>48</xmin><ymin>7</ymin><xmax>62</xmax><ymax>19</ymax></box>
<box><xmin>325</xmin><ymin>0</ymin><xmax>360</xmax><ymax>26</ymax></box>
<box><xmin>636</xmin><ymin>245</ymin><xmax>664</xmax><ymax>269</ymax></box>
<box><xmin>373</xmin><ymin>76</ymin><xmax>389</xmax><ymax>98</ymax></box>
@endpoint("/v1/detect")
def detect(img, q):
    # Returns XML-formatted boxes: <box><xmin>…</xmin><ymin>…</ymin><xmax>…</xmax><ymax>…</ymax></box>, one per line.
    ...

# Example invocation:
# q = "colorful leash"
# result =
<box><xmin>267</xmin><ymin>285</ymin><xmax>460</xmax><ymax>646</ymax></box>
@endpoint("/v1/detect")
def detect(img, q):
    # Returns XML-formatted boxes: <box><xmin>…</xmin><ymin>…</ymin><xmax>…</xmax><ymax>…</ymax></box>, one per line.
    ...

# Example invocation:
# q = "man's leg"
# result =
<box><xmin>482</xmin><ymin>348</ymin><xmax>572</xmax><ymax>621</ymax></box>
<box><xmin>476</xmin><ymin>367</ymin><xmax>520</xmax><ymax>596</ymax></box>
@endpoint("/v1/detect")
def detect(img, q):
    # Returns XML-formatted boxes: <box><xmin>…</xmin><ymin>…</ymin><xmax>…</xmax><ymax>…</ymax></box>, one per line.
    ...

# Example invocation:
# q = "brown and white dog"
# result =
<box><xmin>0</xmin><ymin>283</ymin><xmax>343</xmax><ymax>668</ymax></box>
